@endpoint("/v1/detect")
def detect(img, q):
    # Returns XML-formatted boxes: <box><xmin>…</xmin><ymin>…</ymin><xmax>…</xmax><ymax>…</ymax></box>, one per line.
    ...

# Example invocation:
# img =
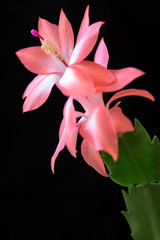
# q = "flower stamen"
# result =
<box><xmin>31</xmin><ymin>29</ymin><xmax>68</xmax><ymax>67</ymax></box>
<box><xmin>41</xmin><ymin>39</ymin><xmax>62</xmax><ymax>59</ymax></box>
<box><xmin>41</xmin><ymin>39</ymin><xmax>68</xmax><ymax>67</ymax></box>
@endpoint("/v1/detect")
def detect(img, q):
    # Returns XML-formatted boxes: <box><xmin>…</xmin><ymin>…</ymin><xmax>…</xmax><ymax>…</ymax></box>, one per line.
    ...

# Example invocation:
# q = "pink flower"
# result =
<box><xmin>16</xmin><ymin>6</ymin><xmax>145</xmax><ymax>113</ymax></box>
<box><xmin>16</xmin><ymin>6</ymin><xmax>117</xmax><ymax>112</ymax></box>
<box><xmin>51</xmin><ymin>38</ymin><xmax>155</xmax><ymax>176</ymax></box>
<box><xmin>51</xmin><ymin>88</ymin><xmax>154</xmax><ymax>176</ymax></box>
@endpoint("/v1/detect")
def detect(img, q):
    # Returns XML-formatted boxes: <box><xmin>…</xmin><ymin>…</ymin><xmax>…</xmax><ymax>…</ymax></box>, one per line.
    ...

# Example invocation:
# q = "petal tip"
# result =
<box><xmin>139</xmin><ymin>70</ymin><xmax>146</xmax><ymax>77</ymax></box>
<box><xmin>100</xmin><ymin>21</ymin><xmax>105</xmax><ymax>26</ymax></box>
<box><xmin>112</xmin><ymin>151</ymin><xmax>118</xmax><ymax>162</ymax></box>
<box><xmin>149</xmin><ymin>94</ymin><xmax>155</xmax><ymax>102</ymax></box>
<box><xmin>22</xmin><ymin>107</ymin><xmax>26</xmax><ymax>113</ymax></box>
<box><xmin>15</xmin><ymin>50</ymin><xmax>21</xmax><ymax>58</ymax></box>
<box><xmin>60</xmin><ymin>8</ymin><xmax>65</xmax><ymax>17</ymax></box>
<box><xmin>51</xmin><ymin>154</ymin><xmax>57</xmax><ymax>174</ymax></box>
<box><xmin>38</xmin><ymin>16</ymin><xmax>43</xmax><ymax>21</ymax></box>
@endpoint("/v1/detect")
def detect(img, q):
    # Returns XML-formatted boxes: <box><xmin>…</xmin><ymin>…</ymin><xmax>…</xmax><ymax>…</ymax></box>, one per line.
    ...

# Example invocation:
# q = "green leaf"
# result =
<box><xmin>122</xmin><ymin>183</ymin><xmax>160</xmax><ymax>240</ymax></box>
<box><xmin>101</xmin><ymin>119</ymin><xmax>160</xmax><ymax>187</ymax></box>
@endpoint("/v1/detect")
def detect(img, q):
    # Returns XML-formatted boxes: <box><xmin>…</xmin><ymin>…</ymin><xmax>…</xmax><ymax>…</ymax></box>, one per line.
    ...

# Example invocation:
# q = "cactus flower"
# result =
<box><xmin>16</xmin><ymin>6</ymin><xmax>116</xmax><ymax>112</ymax></box>
<box><xmin>51</xmin><ymin>88</ymin><xmax>154</xmax><ymax>176</ymax></box>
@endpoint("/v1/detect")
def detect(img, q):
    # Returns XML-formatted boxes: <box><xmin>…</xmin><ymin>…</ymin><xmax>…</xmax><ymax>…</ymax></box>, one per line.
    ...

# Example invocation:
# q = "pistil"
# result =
<box><xmin>31</xmin><ymin>29</ymin><xmax>44</xmax><ymax>41</ymax></box>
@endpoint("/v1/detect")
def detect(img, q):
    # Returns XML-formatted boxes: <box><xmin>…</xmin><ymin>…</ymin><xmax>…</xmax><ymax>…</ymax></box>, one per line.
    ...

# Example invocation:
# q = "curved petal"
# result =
<box><xmin>23</xmin><ymin>74</ymin><xmax>60</xmax><ymax>112</ymax></box>
<box><xmin>16</xmin><ymin>47</ymin><xmax>63</xmax><ymax>75</ymax></box>
<box><xmin>69</xmin><ymin>21</ymin><xmax>104</xmax><ymax>65</ymax></box>
<box><xmin>58</xmin><ymin>65</ymin><xmax>95</xmax><ymax>97</ymax></box>
<box><xmin>59</xmin><ymin>119</ymin><xmax>65</xmax><ymax>139</ymax></box>
<box><xmin>75</xmin><ymin>60</ymin><xmax>116</xmax><ymax>88</ymax></box>
<box><xmin>68</xmin><ymin>127</ymin><xmax>79</xmax><ymax>157</ymax></box>
<box><xmin>38</xmin><ymin>17</ymin><xmax>59</xmax><ymax>45</ymax></box>
<box><xmin>58</xmin><ymin>9</ymin><xmax>74</xmax><ymax>59</ymax></box>
<box><xmin>104</xmin><ymin>67</ymin><xmax>145</xmax><ymax>92</ymax></box>
<box><xmin>76</xmin><ymin>5</ymin><xmax>89</xmax><ymax>44</ymax></box>
<box><xmin>110</xmin><ymin>107</ymin><xmax>134</xmax><ymax>133</ymax></box>
<box><xmin>23</xmin><ymin>74</ymin><xmax>47</xmax><ymax>99</ymax></box>
<box><xmin>106</xmin><ymin>88</ymin><xmax>155</xmax><ymax>108</ymax></box>
<box><xmin>79</xmin><ymin>105</ymin><xmax>118</xmax><ymax>161</ymax></box>
<box><xmin>63</xmin><ymin>97</ymin><xmax>77</xmax><ymax>157</ymax></box>
<box><xmin>51</xmin><ymin>130</ymin><xmax>66</xmax><ymax>174</ymax></box>
<box><xmin>94</xmin><ymin>38</ymin><xmax>109</xmax><ymax>68</ymax></box>
<box><xmin>81</xmin><ymin>140</ymin><xmax>108</xmax><ymax>177</ymax></box>
<box><xmin>75</xmin><ymin>97</ymin><xmax>95</xmax><ymax>114</ymax></box>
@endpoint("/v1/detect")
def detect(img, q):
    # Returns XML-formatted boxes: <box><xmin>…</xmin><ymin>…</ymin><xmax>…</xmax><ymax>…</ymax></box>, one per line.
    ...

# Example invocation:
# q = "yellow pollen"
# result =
<box><xmin>41</xmin><ymin>39</ymin><xmax>63</xmax><ymax>60</ymax></box>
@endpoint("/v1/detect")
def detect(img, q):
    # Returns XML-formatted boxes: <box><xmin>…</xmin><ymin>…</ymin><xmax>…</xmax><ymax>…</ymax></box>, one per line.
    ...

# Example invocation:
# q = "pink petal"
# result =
<box><xmin>76</xmin><ymin>5</ymin><xmax>89</xmax><ymax>44</ymax></box>
<box><xmin>63</xmin><ymin>97</ymin><xmax>77</xmax><ymax>157</ymax></box>
<box><xmin>23</xmin><ymin>74</ymin><xmax>60</xmax><ymax>112</ymax></box>
<box><xmin>51</xmin><ymin>130</ymin><xmax>66</xmax><ymax>174</ymax></box>
<box><xmin>59</xmin><ymin>119</ymin><xmax>65</xmax><ymax>139</ymax></box>
<box><xmin>76</xmin><ymin>116</ymin><xmax>87</xmax><ymax>128</ymax></box>
<box><xmin>106</xmin><ymin>88</ymin><xmax>155</xmax><ymax>108</ymax></box>
<box><xmin>58</xmin><ymin>9</ymin><xmax>74</xmax><ymax>59</ymax></box>
<box><xmin>75</xmin><ymin>97</ymin><xmax>95</xmax><ymax>114</ymax></box>
<box><xmin>104</xmin><ymin>67</ymin><xmax>145</xmax><ymax>92</ymax></box>
<box><xmin>94</xmin><ymin>38</ymin><xmax>109</xmax><ymax>68</ymax></box>
<box><xmin>58</xmin><ymin>65</ymin><xmax>95</xmax><ymax>97</ymax></box>
<box><xmin>81</xmin><ymin>140</ymin><xmax>108</xmax><ymax>177</ymax></box>
<box><xmin>69</xmin><ymin>21</ymin><xmax>104</xmax><ymax>65</ymax></box>
<box><xmin>110</xmin><ymin>106</ymin><xmax>134</xmax><ymax>133</ymax></box>
<box><xmin>38</xmin><ymin>17</ymin><xmax>59</xmax><ymax>45</ymax></box>
<box><xmin>16</xmin><ymin>47</ymin><xmax>63</xmax><ymax>75</ymax></box>
<box><xmin>79</xmin><ymin>105</ymin><xmax>118</xmax><ymax>161</ymax></box>
<box><xmin>23</xmin><ymin>74</ymin><xmax>47</xmax><ymax>99</ymax></box>
<box><xmin>75</xmin><ymin>111</ymin><xmax>86</xmax><ymax>119</ymax></box>
<box><xmin>87</xmin><ymin>93</ymin><xmax>105</xmax><ymax>107</ymax></box>
<box><xmin>76</xmin><ymin>93</ymin><xmax>104</xmax><ymax>115</ymax></box>
<box><xmin>75</xmin><ymin>60</ymin><xmax>116</xmax><ymax>88</ymax></box>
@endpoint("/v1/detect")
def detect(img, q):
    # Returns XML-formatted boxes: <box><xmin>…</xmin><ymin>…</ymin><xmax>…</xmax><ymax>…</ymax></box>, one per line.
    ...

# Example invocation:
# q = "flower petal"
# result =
<box><xmin>104</xmin><ymin>67</ymin><xmax>145</xmax><ymax>92</ymax></box>
<box><xmin>106</xmin><ymin>88</ymin><xmax>155</xmax><ymax>108</ymax></box>
<box><xmin>94</xmin><ymin>38</ymin><xmax>109</xmax><ymax>68</ymax></box>
<box><xmin>51</xmin><ymin>130</ymin><xmax>66</xmax><ymax>174</ymax></box>
<box><xmin>58</xmin><ymin>65</ymin><xmax>95</xmax><ymax>97</ymax></box>
<box><xmin>79</xmin><ymin>105</ymin><xmax>118</xmax><ymax>161</ymax></box>
<box><xmin>110</xmin><ymin>106</ymin><xmax>134</xmax><ymax>133</ymax></box>
<box><xmin>81</xmin><ymin>139</ymin><xmax>108</xmax><ymax>177</ymax></box>
<box><xmin>87</xmin><ymin>93</ymin><xmax>104</xmax><ymax>106</ymax></box>
<box><xmin>75</xmin><ymin>60</ymin><xmax>116</xmax><ymax>88</ymax></box>
<box><xmin>63</xmin><ymin>97</ymin><xmax>77</xmax><ymax>157</ymax></box>
<box><xmin>23</xmin><ymin>74</ymin><xmax>60</xmax><ymax>112</ymax></box>
<box><xmin>23</xmin><ymin>74</ymin><xmax>46</xmax><ymax>99</ymax></box>
<box><xmin>58</xmin><ymin>9</ymin><xmax>74</xmax><ymax>59</ymax></box>
<box><xmin>76</xmin><ymin>5</ymin><xmax>89</xmax><ymax>44</ymax></box>
<box><xmin>59</xmin><ymin>119</ymin><xmax>65</xmax><ymax>139</ymax></box>
<box><xmin>75</xmin><ymin>97</ymin><xmax>95</xmax><ymax>114</ymax></box>
<box><xmin>38</xmin><ymin>17</ymin><xmax>59</xmax><ymax>45</ymax></box>
<box><xmin>69</xmin><ymin>21</ymin><xmax>104</xmax><ymax>65</ymax></box>
<box><xmin>16</xmin><ymin>47</ymin><xmax>63</xmax><ymax>75</ymax></box>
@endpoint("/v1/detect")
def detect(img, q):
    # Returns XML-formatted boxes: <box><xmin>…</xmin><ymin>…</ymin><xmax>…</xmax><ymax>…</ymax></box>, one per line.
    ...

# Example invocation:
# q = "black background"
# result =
<box><xmin>1</xmin><ymin>0</ymin><xmax>160</xmax><ymax>239</ymax></box>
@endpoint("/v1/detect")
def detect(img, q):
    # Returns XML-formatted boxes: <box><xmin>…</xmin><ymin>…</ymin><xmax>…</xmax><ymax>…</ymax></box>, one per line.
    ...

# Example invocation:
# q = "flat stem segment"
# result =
<box><xmin>122</xmin><ymin>183</ymin><xmax>160</xmax><ymax>240</ymax></box>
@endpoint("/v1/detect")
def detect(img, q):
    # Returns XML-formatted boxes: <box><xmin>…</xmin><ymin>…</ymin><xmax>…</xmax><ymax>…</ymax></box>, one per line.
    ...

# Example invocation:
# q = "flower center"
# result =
<box><xmin>41</xmin><ymin>39</ymin><xmax>62</xmax><ymax>59</ymax></box>
<box><xmin>31</xmin><ymin>29</ymin><xmax>68</xmax><ymax>67</ymax></box>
